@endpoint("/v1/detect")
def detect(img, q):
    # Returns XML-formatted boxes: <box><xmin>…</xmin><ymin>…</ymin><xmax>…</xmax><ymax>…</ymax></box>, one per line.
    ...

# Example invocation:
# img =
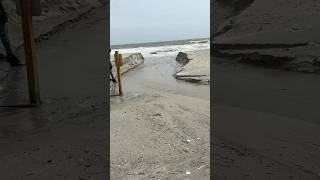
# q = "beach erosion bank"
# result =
<box><xmin>213</xmin><ymin>0</ymin><xmax>320</xmax><ymax>179</ymax></box>
<box><xmin>110</xmin><ymin>50</ymin><xmax>210</xmax><ymax>85</ymax></box>
<box><xmin>175</xmin><ymin>50</ymin><xmax>210</xmax><ymax>84</ymax></box>
<box><xmin>213</xmin><ymin>0</ymin><xmax>320</xmax><ymax>73</ymax></box>
<box><xmin>111</xmin><ymin>38</ymin><xmax>210</xmax><ymax>84</ymax></box>
<box><xmin>3</xmin><ymin>0</ymin><xmax>106</xmax><ymax>49</ymax></box>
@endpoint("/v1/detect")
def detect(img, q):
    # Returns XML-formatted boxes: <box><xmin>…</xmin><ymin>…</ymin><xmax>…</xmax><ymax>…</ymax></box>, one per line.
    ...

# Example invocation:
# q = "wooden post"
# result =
<box><xmin>20</xmin><ymin>0</ymin><xmax>41</xmax><ymax>105</ymax></box>
<box><xmin>114</xmin><ymin>51</ymin><xmax>123</xmax><ymax>96</ymax></box>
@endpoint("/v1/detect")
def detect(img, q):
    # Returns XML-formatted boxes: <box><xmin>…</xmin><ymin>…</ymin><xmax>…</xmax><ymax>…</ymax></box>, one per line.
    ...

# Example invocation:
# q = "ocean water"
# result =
<box><xmin>109</xmin><ymin>38</ymin><xmax>210</xmax><ymax>98</ymax></box>
<box><xmin>110</xmin><ymin>38</ymin><xmax>210</xmax><ymax>58</ymax></box>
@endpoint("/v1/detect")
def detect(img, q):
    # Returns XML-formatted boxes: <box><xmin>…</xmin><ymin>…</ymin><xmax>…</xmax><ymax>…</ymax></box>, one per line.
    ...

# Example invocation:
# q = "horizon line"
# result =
<box><xmin>110</xmin><ymin>37</ymin><xmax>210</xmax><ymax>47</ymax></box>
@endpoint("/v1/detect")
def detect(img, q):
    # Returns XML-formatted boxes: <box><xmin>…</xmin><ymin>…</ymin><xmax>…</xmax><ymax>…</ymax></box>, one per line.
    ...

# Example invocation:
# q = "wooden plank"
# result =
<box><xmin>118</xmin><ymin>54</ymin><xmax>123</xmax><ymax>96</ymax></box>
<box><xmin>114</xmin><ymin>51</ymin><xmax>123</xmax><ymax>96</ymax></box>
<box><xmin>20</xmin><ymin>0</ymin><xmax>41</xmax><ymax>105</ymax></box>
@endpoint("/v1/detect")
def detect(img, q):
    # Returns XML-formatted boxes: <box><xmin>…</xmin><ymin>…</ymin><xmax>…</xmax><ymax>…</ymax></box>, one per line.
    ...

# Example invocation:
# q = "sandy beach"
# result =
<box><xmin>110</xmin><ymin>48</ymin><xmax>210</xmax><ymax>179</ymax></box>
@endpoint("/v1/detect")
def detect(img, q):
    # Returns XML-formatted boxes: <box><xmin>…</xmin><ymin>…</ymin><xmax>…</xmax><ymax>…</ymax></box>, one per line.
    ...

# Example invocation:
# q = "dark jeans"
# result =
<box><xmin>110</xmin><ymin>62</ymin><xmax>116</xmax><ymax>81</ymax></box>
<box><xmin>110</xmin><ymin>71</ymin><xmax>116</xmax><ymax>81</ymax></box>
<box><xmin>0</xmin><ymin>22</ymin><xmax>13</xmax><ymax>56</ymax></box>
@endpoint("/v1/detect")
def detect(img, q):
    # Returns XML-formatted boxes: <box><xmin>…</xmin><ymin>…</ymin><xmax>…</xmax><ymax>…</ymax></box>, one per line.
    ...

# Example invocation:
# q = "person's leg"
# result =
<box><xmin>0</xmin><ymin>23</ymin><xmax>21</xmax><ymax>66</ymax></box>
<box><xmin>110</xmin><ymin>62</ymin><xmax>116</xmax><ymax>82</ymax></box>
<box><xmin>110</xmin><ymin>71</ymin><xmax>116</xmax><ymax>82</ymax></box>
<box><xmin>0</xmin><ymin>22</ymin><xmax>13</xmax><ymax>56</ymax></box>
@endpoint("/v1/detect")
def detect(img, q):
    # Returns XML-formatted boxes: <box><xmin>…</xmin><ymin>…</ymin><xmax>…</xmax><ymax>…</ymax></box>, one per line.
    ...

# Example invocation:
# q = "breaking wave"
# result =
<box><xmin>111</xmin><ymin>39</ymin><xmax>210</xmax><ymax>58</ymax></box>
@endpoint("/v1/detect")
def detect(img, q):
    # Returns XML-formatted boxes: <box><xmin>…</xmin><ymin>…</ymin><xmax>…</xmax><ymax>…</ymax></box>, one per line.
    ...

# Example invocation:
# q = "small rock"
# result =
<box><xmin>153</xmin><ymin>113</ymin><xmax>161</xmax><ymax>116</ymax></box>
<box><xmin>182</xmin><ymin>147</ymin><xmax>189</xmax><ymax>153</ymax></box>
<box><xmin>41</xmin><ymin>34</ymin><xmax>49</xmax><ymax>40</ymax></box>
<box><xmin>43</xmin><ymin>160</ymin><xmax>52</xmax><ymax>164</ymax></box>
<box><xmin>313</xmin><ymin>57</ymin><xmax>320</xmax><ymax>65</ymax></box>
<box><xmin>26</xmin><ymin>172</ymin><xmax>34</xmax><ymax>176</ymax></box>
<box><xmin>176</xmin><ymin>52</ymin><xmax>190</xmax><ymax>65</ymax></box>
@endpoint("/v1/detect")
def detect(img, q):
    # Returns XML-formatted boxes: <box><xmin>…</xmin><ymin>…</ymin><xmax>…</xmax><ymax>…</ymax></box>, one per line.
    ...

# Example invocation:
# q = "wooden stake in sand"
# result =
<box><xmin>20</xmin><ymin>0</ymin><xmax>41</xmax><ymax>105</ymax></box>
<box><xmin>114</xmin><ymin>51</ymin><xmax>123</xmax><ymax>96</ymax></box>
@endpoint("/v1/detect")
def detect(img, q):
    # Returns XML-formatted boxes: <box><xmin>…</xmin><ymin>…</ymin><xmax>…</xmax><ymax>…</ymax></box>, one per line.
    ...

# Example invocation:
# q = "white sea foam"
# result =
<box><xmin>110</xmin><ymin>40</ymin><xmax>210</xmax><ymax>58</ymax></box>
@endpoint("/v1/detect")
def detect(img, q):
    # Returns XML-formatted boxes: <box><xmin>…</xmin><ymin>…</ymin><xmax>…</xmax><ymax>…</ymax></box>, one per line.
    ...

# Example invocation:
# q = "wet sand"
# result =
<box><xmin>110</xmin><ymin>53</ymin><xmax>210</xmax><ymax>179</ymax></box>
<box><xmin>111</xmin><ymin>55</ymin><xmax>209</xmax><ymax>99</ymax></box>
<box><xmin>213</xmin><ymin>58</ymin><xmax>320</xmax><ymax>179</ymax></box>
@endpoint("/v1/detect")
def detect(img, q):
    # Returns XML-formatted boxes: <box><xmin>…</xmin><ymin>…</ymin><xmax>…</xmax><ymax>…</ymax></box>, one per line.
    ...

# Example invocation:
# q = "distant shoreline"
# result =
<box><xmin>111</xmin><ymin>37</ymin><xmax>209</xmax><ymax>49</ymax></box>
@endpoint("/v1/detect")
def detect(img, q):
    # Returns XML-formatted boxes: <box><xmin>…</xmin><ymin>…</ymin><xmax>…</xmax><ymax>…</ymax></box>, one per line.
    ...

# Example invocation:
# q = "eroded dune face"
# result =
<box><xmin>213</xmin><ymin>0</ymin><xmax>320</xmax><ymax>73</ymax></box>
<box><xmin>4</xmin><ymin>0</ymin><xmax>105</xmax><ymax>23</ymax></box>
<box><xmin>2</xmin><ymin>0</ymin><xmax>106</xmax><ymax>47</ymax></box>
<box><xmin>214</xmin><ymin>0</ymin><xmax>320</xmax><ymax>44</ymax></box>
<box><xmin>212</xmin><ymin>0</ymin><xmax>254</xmax><ymax>34</ymax></box>
<box><xmin>175</xmin><ymin>50</ymin><xmax>210</xmax><ymax>84</ymax></box>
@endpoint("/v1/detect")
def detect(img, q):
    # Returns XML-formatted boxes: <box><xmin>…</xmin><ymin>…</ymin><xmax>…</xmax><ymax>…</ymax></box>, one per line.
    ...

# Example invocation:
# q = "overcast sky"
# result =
<box><xmin>111</xmin><ymin>0</ymin><xmax>210</xmax><ymax>45</ymax></box>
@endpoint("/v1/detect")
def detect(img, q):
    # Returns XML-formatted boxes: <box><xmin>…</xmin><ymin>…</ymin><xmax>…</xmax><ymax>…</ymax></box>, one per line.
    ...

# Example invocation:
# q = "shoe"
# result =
<box><xmin>111</xmin><ymin>78</ymin><xmax>117</xmax><ymax>83</ymax></box>
<box><xmin>7</xmin><ymin>55</ymin><xmax>23</xmax><ymax>66</ymax></box>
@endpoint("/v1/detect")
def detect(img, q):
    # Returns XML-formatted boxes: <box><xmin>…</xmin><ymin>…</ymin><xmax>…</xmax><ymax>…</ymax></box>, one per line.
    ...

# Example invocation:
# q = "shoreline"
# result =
<box><xmin>111</xmin><ymin>37</ymin><xmax>209</xmax><ymax>49</ymax></box>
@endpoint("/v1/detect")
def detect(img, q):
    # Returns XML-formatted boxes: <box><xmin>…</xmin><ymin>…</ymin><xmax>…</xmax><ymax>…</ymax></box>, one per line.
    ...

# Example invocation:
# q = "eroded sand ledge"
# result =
<box><xmin>120</xmin><ymin>53</ymin><xmax>144</xmax><ymax>74</ymax></box>
<box><xmin>111</xmin><ymin>53</ymin><xmax>144</xmax><ymax>77</ymax></box>
<box><xmin>213</xmin><ymin>0</ymin><xmax>320</xmax><ymax>73</ymax></box>
<box><xmin>0</xmin><ymin>0</ymin><xmax>106</xmax><ymax>53</ymax></box>
<box><xmin>174</xmin><ymin>50</ymin><xmax>210</xmax><ymax>84</ymax></box>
